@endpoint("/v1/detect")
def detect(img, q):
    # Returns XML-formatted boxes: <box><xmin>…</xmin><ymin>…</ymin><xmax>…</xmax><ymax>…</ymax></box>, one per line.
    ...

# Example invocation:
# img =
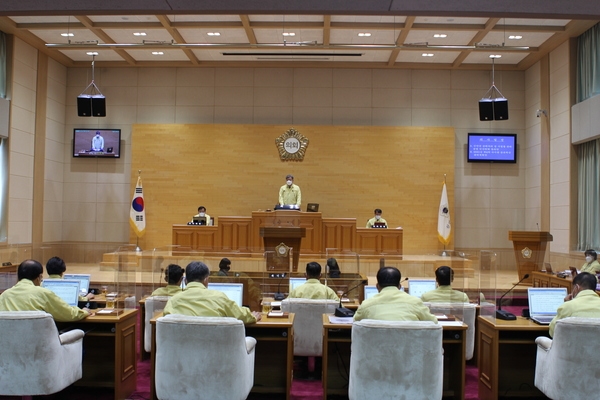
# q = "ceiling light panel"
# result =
<box><xmin>396</xmin><ymin>51</ymin><xmax>460</xmax><ymax>63</ymax></box>
<box><xmin>481</xmin><ymin>31</ymin><xmax>554</xmax><ymax>47</ymax></box>
<box><xmin>124</xmin><ymin>49</ymin><xmax>190</xmax><ymax>61</ymax></box>
<box><xmin>30</xmin><ymin>29</ymin><xmax>102</xmax><ymax>44</ymax></box>
<box><xmin>405</xmin><ymin>30</ymin><xmax>476</xmax><ymax>45</ymax></box>
<box><xmin>104</xmin><ymin>29</ymin><xmax>174</xmax><ymax>43</ymax></box>
<box><xmin>179</xmin><ymin>28</ymin><xmax>248</xmax><ymax>43</ymax></box>
<box><xmin>463</xmin><ymin>52</ymin><xmax>528</xmax><ymax>64</ymax></box>
<box><xmin>330</xmin><ymin>16</ymin><xmax>406</xmax><ymax>23</ymax></box>
<box><xmin>57</xmin><ymin>49</ymin><xmax>124</xmax><ymax>62</ymax></box>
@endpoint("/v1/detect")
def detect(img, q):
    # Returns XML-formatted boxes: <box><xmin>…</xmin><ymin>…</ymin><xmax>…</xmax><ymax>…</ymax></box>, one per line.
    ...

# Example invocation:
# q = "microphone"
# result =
<box><xmin>273</xmin><ymin>273</ymin><xmax>287</xmax><ymax>301</ymax></box>
<box><xmin>536</xmin><ymin>223</ymin><xmax>540</xmax><ymax>231</ymax></box>
<box><xmin>496</xmin><ymin>274</ymin><xmax>529</xmax><ymax>320</ymax></box>
<box><xmin>334</xmin><ymin>281</ymin><xmax>366</xmax><ymax>318</ymax></box>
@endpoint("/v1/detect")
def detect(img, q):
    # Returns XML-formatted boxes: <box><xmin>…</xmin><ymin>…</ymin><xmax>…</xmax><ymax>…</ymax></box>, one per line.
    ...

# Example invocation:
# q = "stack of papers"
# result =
<box><xmin>328</xmin><ymin>316</ymin><xmax>353</xmax><ymax>324</ymax></box>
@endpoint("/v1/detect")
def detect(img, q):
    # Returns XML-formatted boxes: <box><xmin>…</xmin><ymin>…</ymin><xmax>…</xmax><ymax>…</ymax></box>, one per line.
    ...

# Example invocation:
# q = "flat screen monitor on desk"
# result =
<box><xmin>63</xmin><ymin>273</ymin><xmax>91</xmax><ymax>295</ymax></box>
<box><xmin>207</xmin><ymin>283</ymin><xmax>244</xmax><ymax>306</ymax></box>
<box><xmin>289</xmin><ymin>277</ymin><xmax>307</xmax><ymax>292</ymax></box>
<box><xmin>408</xmin><ymin>279</ymin><xmax>437</xmax><ymax>298</ymax></box>
<box><xmin>364</xmin><ymin>285</ymin><xmax>378</xmax><ymax>300</ymax></box>
<box><xmin>42</xmin><ymin>279</ymin><xmax>81</xmax><ymax>306</ymax></box>
<box><xmin>192</xmin><ymin>216</ymin><xmax>207</xmax><ymax>225</ymax></box>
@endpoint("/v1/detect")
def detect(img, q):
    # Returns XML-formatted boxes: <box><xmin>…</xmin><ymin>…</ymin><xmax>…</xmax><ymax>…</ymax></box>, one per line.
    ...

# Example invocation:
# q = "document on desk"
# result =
<box><xmin>328</xmin><ymin>316</ymin><xmax>354</xmax><ymax>324</ymax></box>
<box><xmin>438</xmin><ymin>321</ymin><xmax>463</xmax><ymax>326</ymax></box>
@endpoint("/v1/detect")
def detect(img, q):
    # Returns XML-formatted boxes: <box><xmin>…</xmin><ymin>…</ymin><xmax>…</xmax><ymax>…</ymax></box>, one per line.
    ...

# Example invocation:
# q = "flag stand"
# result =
<box><xmin>135</xmin><ymin>237</ymin><xmax>142</xmax><ymax>253</ymax></box>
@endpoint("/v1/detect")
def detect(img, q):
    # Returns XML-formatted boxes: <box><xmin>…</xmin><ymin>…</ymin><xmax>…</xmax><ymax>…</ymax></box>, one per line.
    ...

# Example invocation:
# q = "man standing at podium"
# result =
<box><xmin>279</xmin><ymin>174</ymin><xmax>301</xmax><ymax>208</ymax></box>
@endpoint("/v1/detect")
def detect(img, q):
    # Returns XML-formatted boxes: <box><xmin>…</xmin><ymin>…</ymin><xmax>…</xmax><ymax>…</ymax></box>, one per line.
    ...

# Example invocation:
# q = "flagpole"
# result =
<box><xmin>441</xmin><ymin>174</ymin><xmax>448</xmax><ymax>257</ymax></box>
<box><xmin>135</xmin><ymin>170</ymin><xmax>142</xmax><ymax>253</ymax></box>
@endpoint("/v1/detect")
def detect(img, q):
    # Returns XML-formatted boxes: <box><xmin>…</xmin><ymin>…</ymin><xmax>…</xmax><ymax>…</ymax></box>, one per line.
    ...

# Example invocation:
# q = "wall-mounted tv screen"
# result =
<box><xmin>467</xmin><ymin>133</ymin><xmax>517</xmax><ymax>163</ymax></box>
<box><xmin>73</xmin><ymin>128</ymin><xmax>121</xmax><ymax>158</ymax></box>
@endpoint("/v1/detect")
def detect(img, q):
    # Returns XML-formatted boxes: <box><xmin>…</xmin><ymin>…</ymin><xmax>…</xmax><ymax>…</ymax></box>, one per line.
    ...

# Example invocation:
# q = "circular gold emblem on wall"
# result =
<box><xmin>275</xmin><ymin>128</ymin><xmax>309</xmax><ymax>161</ymax></box>
<box><xmin>521</xmin><ymin>247</ymin><xmax>532</xmax><ymax>259</ymax></box>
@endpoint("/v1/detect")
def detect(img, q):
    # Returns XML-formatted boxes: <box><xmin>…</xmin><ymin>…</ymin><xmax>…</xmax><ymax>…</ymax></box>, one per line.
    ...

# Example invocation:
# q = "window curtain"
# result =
<box><xmin>576</xmin><ymin>23</ymin><xmax>600</xmax><ymax>103</ymax></box>
<box><xmin>577</xmin><ymin>139</ymin><xmax>600</xmax><ymax>250</ymax></box>
<box><xmin>0</xmin><ymin>31</ymin><xmax>5</xmax><ymax>98</ymax></box>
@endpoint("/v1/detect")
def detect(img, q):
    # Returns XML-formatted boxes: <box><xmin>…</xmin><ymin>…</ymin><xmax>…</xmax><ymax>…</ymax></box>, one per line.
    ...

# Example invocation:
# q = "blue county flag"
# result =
<box><xmin>129</xmin><ymin>176</ymin><xmax>146</xmax><ymax>237</ymax></box>
<box><xmin>437</xmin><ymin>182</ymin><xmax>451</xmax><ymax>245</ymax></box>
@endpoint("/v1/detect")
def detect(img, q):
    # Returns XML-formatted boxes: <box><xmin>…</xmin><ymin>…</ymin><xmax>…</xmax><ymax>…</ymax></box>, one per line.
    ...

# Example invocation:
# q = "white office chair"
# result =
<box><xmin>424</xmin><ymin>302</ymin><xmax>477</xmax><ymax>360</ymax></box>
<box><xmin>155</xmin><ymin>314</ymin><xmax>256</xmax><ymax>400</ymax></box>
<box><xmin>535</xmin><ymin>317</ymin><xmax>600</xmax><ymax>400</ymax></box>
<box><xmin>0</xmin><ymin>311</ymin><xmax>85</xmax><ymax>396</ymax></box>
<box><xmin>349</xmin><ymin>319</ymin><xmax>443</xmax><ymax>400</ymax></box>
<box><xmin>144</xmin><ymin>296</ymin><xmax>170</xmax><ymax>353</ymax></box>
<box><xmin>280</xmin><ymin>298</ymin><xmax>338</xmax><ymax>356</ymax></box>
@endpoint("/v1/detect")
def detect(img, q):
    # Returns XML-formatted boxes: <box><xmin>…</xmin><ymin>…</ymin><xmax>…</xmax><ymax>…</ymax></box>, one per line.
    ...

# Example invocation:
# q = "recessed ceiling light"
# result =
<box><xmin>282</xmin><ymin>32</ymin><xmax>295</xmax><ymax>37</ymax></box>
<box><xmin>133</xmin><ymin>32</ymin><xmax>147</xmax><ymax>36</ymax></box>
<box><xmin>358</xmin><ymin>33</ymin><xmax>372</xmax><ymax>37</ymax></box>
<box><xmin>61</xmin><ymin>33</ymin><xmax>74</xmax><ymax>37</ymax></box>
<box><xmin>489</xmin><ymin>54</ymin><xmax>502</xmax><ymax>59</ymax></box>
<box><xmin>86</xmin><ymin>52</ymin><xmax>98</xmax><ymax>56</ymax></box>
<box><xmin>433</xmin><ymin>34</ymin><xmax>447</xmax><ymax>38</ymax></box>
<box><xmin>508</xmin><ymin>35</ymin><xmax>523</xmax><ymax>40</ymax></box>
<box><xmin>152</xmin><ymin>51</ymin><xmax>164</xmax><ymax>55</ymax></box>
<box><xmin>422</xmin><ymin>53</ymin><xmax>434</xmax><ymax>57</ymax></box>
<box><xmin>207</xmin><ymin>32</ymin><xmax>221</xmax><ymax>36</ymax></box>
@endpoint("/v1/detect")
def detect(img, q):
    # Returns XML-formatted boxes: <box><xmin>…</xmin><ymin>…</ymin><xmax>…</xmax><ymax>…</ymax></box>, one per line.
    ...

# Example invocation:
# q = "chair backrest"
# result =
<box><xmin>281</xmin><ymin>298</ymin><xmax>338</xmax><ymax>356</ymax></box>
<box><xmin>144</xmin><ymin>296</ymin><xmax>170</xmax><ymax>352</ymax></box>
<box><xmin>155</xmin><ymin>315</ymin><xmax>255</xmax><ymax>400</ymax></box>
<box><xmin>0</xmin><ymin>311</ymin><xmax>83</xmax><ymax>395</ymax></box>
<box><xmin>424</xmin><ymin>302</ymin><xmax>476</xmax><ymax>360</ymax></box>
<box><xmin>349</xmin><ymin>319</ymin><xmax>443</xmax><ymax>400</ymax></box>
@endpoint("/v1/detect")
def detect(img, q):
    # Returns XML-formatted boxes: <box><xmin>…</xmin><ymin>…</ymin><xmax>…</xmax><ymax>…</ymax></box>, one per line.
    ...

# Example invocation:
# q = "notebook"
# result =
<box><xmin>289</xmin><ymin>277</ymin><xmax>307</xmax><ymax>292</ymax></box>
<box><xmin>207</xmin><ymin>283</ymin><xmax>244</xmax><ymax>306</ymax></box>
<box><xmin>63</xmin><ymin>273</ymin><xmax>91</xmax><ymax>295</ymax></box>
<box><xmin>364</xmin><ymin>285</ymin><xmax>378</xmax><ymax>300</ymax></box>
<box><xmin>42</xmin><ymin>279</ymin><xmax>81</xmax><ymax>306</ymax></box>
<box><xmin>527</xmin><ymin>287</ymin><xmax>567</xmax><ymax>325</ymax></box>
<box><xmin>408</xmin><ymin>279</ymin><xmax>437</xmax><ymax>298</ymax></box>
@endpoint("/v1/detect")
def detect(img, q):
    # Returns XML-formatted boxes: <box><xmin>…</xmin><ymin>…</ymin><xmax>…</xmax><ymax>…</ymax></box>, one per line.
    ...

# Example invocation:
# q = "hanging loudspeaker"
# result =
<box><xmin>478</xmin><ymin>99</ymin><xmax>494</xmax><ymax>121</ymax></box>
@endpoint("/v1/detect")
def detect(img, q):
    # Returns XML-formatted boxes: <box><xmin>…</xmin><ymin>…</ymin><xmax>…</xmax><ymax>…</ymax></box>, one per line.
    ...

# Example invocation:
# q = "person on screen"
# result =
<box><xmin>288</xmin><ymin>262</ymin><xmax>339</xmax><ymax>300</ymax></box>
<box><xmin>421</xmin><ymin>266</ymin><xmax>469</xmax><ymax>303</ymax></box>
<box><xmin>326</xmin><ymin>258</ymin><xmax>341</xmax><ymax>278</ymax></box>
<box><xmin>217</xmin><ymin>258</ymin><xmax>231</xmax><ymax>276</ymax></box>
<box><xmin>0</xmin><ymin>259</ymin><xmax>91</xmax><ymax>321</ymax></box>
<box><xmin>163</xmin><ymin>261</ymin><xmax>261</xmax><ymax>324</ymax></box>
<box><xmin>354</xmin><ymin>267</ymin><xmax>437</xmax><ymax>322</ymax></box>
<box><xmin>579</xmin><ymin>249</ymin><xmax>600</xmax><ymax>275</ymax></box>
<box><xmin>549</xmin><ymin>272</ymin><xmax>600</xmax><ymax>337</ymax></box>
<box><xmin>151</xmin><ymin>264</ymin><xmax>184</xmax><ymax>297</ymax></box>
<box><xmin>46</xmin><ymin>256</ymin><xmax>95</xmax><ymax>301</ymax></box>
<box><xmin>278</xmin><ymin>174</ymin><xmax>301</xmax><ymax>208</ymax></box>
<box><xmin>191</xmin><ymin>206</ymin><xmax>211</xmax><ymax>225</ymax></box>
<box><xmin>91</xmin><ymin>131</ymin><xmax>104</xmax><ymax>151</ymax></box>
<box><xmin>366</xmin><ymin>208</ymin><xmax>387</xmax><ymax>228</ymax></box>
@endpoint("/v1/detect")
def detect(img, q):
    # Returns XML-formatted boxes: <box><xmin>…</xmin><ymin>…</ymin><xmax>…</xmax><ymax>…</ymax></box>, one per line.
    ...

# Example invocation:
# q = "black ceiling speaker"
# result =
<box><xmin>479</xmin><ymin>98</ymin><xmax>509</xmax><ymax>121</ymax></box>
<box><xmin>77</xmin><ymin>54</ymin><xmax>106</xmax><ymax>117</ymax></box>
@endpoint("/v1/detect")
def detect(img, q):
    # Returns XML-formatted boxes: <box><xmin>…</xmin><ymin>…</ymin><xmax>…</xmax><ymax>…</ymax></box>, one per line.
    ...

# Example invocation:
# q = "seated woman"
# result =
<box><xmin>580</xmin><ymin>249</ymin><xmax>600</xmax><ymax>275</ymax></box>
<box><xmin>327</xmin><ymin>258</ymin><xmax>341</xmax><ymax>278</ymax></box>
<box><xmin>151</xmin><ymin>264</ymin><xmax>184</xmax><ymax>296</ymax></box>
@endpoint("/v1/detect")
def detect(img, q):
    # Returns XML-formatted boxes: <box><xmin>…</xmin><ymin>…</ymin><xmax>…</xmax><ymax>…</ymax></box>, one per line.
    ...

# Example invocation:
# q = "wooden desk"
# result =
<box><xmin>477</xmin><ymin>315</ymin><xmax>546</xmax><ymax>399</ymax></box>
<box><xmin>57</xmin><ymin>309</ymin><xmax>137</xmax><ymax>400</ymax></box>
<box><xmin>322</xmin><ymin>315</ymin><xmax>466</xmax><ymax>400</ymax></box>
<box><xmin>531</xmin><ymin>270</ymin><xmax>572</xmax><ymax>290</ymax></box>
<box><xmin>150</xmin><ymin>313</ymin><xmax>295</xmax><ymax>400</ymax></box>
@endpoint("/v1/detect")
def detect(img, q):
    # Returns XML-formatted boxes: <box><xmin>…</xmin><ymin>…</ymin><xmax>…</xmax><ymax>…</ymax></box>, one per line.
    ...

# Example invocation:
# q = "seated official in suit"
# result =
<box><xmin>163</xmin><ymin>261</ymin><xmax>261</xmax><ymax>324</ymax></box>
<box><xmin>278</xmin><ymin>174</ymin><xmax>301</xmax><ymax>207</ymax></box>
<box><xmin>326</xmin><ymin>258</ymin><xmax>341</xmax><ymax>278</ymax></box>
<box><xmin>549</xmin><ymin>272</ymin><xmax>600</xmax><ymax>337</ymax></box>
<box><xmin>151</xmin><ymin>264</ymin><xmax>184</xmax><ymax>297</ymax></box>
<box><xmin>217</xmin><ymin>258</ymin><xmax>232</xmax><ymax>276</ymax></box>
<box><xmin>579</xmin><ymin>249</ymin><xmax>600</xmax><ymax>275</ymax></box>
<box><xmin>288</xmin><ymin>262</ymin><xmax>339</xmax><ymax>300</ymax></box>
<box><xmin>421</xmin><ymin>266</ymin><xmax>469</xmax><ymax>303</ymax></box>
<box><xmin>46</xmin><ymin>256</ymin><xmax>95</xmax><ymax>302</ymax></box>
<box><xmin>354</xmin><ymin>267</ymin><xmax>437</xmax><ymax>322</ymax></box>
<box><xmin>0</xmin><ymin>259</ymin><xmax>91</xmax><ymax>322</ymax></box>
<box><xmin>366</xmin><ymin>208</ymin><xmax>387</xmax><ymax>228</ymax></box>
<box><xmin>191</xmin><ymin>205</ymin><xmax>211</xmax><ymax>225</ymax></box>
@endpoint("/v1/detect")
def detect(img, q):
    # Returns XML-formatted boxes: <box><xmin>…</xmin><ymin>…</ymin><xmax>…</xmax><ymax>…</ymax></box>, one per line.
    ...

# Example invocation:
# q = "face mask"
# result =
<box><xmin>586</xmin><ymin>256</ymin><xmax>593</xmax><ymax>263</ymax></box>
<box><xmin>375</xmin><ymin>215</ymin><xmax>381</xmax><ymax>220</ymax></box>
<box><xmin>286</xmin><ymin>180</ymin><xmax>293</xmax><ymax>186</ymax></box>
<box><xmin>199</xmin><ymin>212</ymin><xmax>205</xmax><ymax>217</ymax></box>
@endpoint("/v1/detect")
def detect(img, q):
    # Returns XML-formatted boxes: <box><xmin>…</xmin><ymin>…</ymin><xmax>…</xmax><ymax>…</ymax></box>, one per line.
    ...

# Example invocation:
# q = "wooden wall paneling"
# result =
<box><xmin>322</xmin><ymin>218</ymin><xmax>356</xmax><ymax>253</ymax></box>
<box><xmin>380</xmin><ymin>229</ymin><xmax>403</xmax><ymax>255</ymax></box>
<box><xmin>218</xmin><ymin>217</ymin><xmax>252</xmax><ymax>252</ymax></box>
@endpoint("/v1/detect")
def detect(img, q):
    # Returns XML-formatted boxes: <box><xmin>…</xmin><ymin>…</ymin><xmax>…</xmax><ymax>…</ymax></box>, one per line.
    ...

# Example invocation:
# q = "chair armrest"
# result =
<box><xmin>245</xmin><ymin>337</ymin><xmax>257</xmax><ymax>354</ymax></box>
<box><xmin>535</xmin><ymin>336</ymin><xmax>552</xmax><ymax>351</ymax></box>
<box><xmin>59</xmin><ymin>329</ymin><xmax>85</xmax><ymax>345</ymax></box>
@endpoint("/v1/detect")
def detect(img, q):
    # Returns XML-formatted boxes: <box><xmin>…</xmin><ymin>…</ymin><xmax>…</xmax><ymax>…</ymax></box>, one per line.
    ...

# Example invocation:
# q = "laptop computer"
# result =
<box><xmin>192</xmin><ymin>216</ymin><xmax>207</xmax><ymax>225</ymax></box>
<box><xmin>372</xmin><ymin>222</ymin><xmax>387</xmax><ymax>228</ymax></box>
<box><xmin>42</xmin><ymin>279</ymin><xmax>81</xmax><ymax>307</ymax></box>
<box><xmin>543</xmin><ymin>263</ymin><xmax>553</xmax><ymax>274</ymax></box>
<box><xmin>63</xmin><ymin>273</ymin><xmax>91</xmax><ymax>295</ymax></box>
<box><xmin>408</xmin><ymin>279</ymin><xmax>437</xmax><ymax>298</ymax></box>
<box><xmin>364</xmin><ymin>285</ymin><xmax>378</xmax><ymax>300</ymax></box>
<box><xmin>306</xmin><ymin>203</ymin><xmax>319</xmax><ymax>212</ymax></box>
<box><xmin>527</xmin><ymin>287</ymin><xmax>567</xmax><ymax>325</ymax></box>
<box><xmin>207</xmin><ymin>283</ymin><xmax>244</xmax><ymax>306</ymax></box>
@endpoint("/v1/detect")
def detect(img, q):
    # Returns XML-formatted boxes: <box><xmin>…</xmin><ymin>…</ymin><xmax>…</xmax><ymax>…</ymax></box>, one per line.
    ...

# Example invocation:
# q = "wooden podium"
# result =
<box><xmin>508</xmin><ymin>231</ymin><xmax>553</xmax><ymax>284</ymax></box>
<box><xmin>260</xmin><ymin>227</ymin><xmax>306</xmax><ymax>272</ymax></box>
